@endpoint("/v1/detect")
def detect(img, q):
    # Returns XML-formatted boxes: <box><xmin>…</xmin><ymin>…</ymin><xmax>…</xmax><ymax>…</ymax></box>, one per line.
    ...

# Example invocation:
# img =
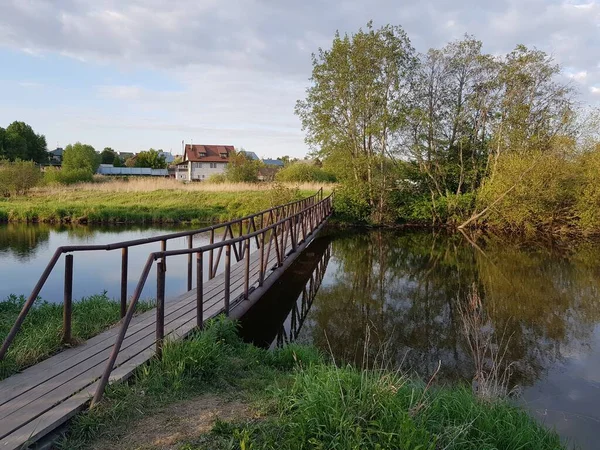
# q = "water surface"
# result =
<box><xmin>242</xmin><ymin>228</ymin><xmax>600</xmax><ymax>450</ymax></box>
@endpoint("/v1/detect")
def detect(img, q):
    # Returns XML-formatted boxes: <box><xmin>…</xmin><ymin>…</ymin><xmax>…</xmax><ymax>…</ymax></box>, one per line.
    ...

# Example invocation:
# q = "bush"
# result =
<box><xmin>275</xmin><ymin>162</ymin><xmax>336</xmax><ymax>183</ymax></box>
<box><xmin>477</xmin><ymin>152</ymin><xmax>577</xmax><ymax>233</ymax></box>
<box><xmin>44</xmin><ymin>167</ymin><xmax>94</xmax><ymax>185</ymax></box>
<box><xmin>0</xmin><ymin>159</ymin><xmax>42</xmax><ymax>196</ymax></box>
<box><xmin>207</xmin><ymin>173</ymin><xmax>227</xmax><ymax>183</ymax></box>
<box><xmin>574</xmin><ymin>147</ymin><xmax>600</xmax><ymax>231</ymax></box>
<box><xmin>333</xmin><ymin>184</ymin><xmax>371</xmax><ymax>223</ymax></box>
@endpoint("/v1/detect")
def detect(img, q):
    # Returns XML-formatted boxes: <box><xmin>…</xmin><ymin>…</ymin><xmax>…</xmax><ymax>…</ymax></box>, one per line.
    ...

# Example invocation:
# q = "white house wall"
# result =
<box><xmin>175</xmin><ymin>162</ymin><xmax>228</xmax><ymax>181</ymax></box>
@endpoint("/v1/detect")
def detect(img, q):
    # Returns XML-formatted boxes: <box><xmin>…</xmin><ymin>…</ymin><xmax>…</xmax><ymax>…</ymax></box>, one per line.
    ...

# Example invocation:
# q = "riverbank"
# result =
<box><xmin>0</xmin><ymin>294</ymin><xmax>153</xmax><ymax>380</ymax></box>
<box><xmin>0</xmin><ymin>180</ymin><xmax>328</xmax><ymax>224</ymax></box>
<box><xmin>58</xmin><ymin>318</ymin><xmax>563</xmax><ymax>450</ymax></box>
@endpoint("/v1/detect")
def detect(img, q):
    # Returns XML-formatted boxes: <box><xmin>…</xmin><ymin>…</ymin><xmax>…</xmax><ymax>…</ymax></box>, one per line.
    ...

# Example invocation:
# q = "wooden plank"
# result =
<box><xmin>0</xmin><ymin>249</ymin><xmax>281</xmax><ymax>441</ymax></box>
<box><xmin>0</xmin><ymin>249</ymin><xmax>266</xmax><ymax>405</ymax></box>
<box><xmin>0</xmin><ymin>238</ymin><xmax>293</xmax><ymax>449</ymax></box>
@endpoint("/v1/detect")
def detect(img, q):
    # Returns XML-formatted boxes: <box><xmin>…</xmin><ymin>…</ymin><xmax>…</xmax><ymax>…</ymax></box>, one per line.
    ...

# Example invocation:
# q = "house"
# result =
<box><xmin>239</xmin><ymin>150</ymin><xmax>259</xmax><ymax>161</ymax></box>
<box><xmin>257</xmin><ymin>167</ymin><xmax>278</xmax><ymax>182</ymax></box>
<box><xmin>175</xmin><ymin>144</ymin><xmax>234</xmax><ymax>181</ymax></box>
<box><xmin>48</xmin><ymin>148</ymin><xmax>63</xmax><ymax>166</ymax></box>
<box><xmin>262</xmin><ymin>158</ymin><xmax>284</xmax><ymax>168</ymax></box>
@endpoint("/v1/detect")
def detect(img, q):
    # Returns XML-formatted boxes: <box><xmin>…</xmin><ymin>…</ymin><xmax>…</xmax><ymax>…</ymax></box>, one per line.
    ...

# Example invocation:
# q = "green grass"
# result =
<box><xmin>0</xmin><ymin>293</ymin><xmax>154</xmax><ymax>380</ymax></box>
<box><xmin>0</xmin><ymin>187</ymin><xmax>313</xmax><ymax>224</ymax></box>
<box><xmin>57</xmin><ymin>318</ymin><xmax>565</xmax><ymax>450</ymax></box>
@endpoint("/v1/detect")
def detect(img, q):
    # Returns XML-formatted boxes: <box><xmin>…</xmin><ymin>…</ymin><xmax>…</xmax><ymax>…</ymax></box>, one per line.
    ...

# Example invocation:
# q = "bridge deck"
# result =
<box><xmin>0</xmin><ymin>244</ymin><xmax>285</xmax><ymax>450</ymax></box>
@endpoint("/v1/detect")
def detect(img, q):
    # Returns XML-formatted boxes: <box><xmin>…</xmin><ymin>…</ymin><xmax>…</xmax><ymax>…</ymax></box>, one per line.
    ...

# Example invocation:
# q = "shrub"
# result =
<box><xmin>477</xmin><ymin>152</ymin><xmax>577</xmax><ymax>233</ymax></box>
<box><xmin>275</xmin><ymin>162</ymin><xmax>336</xmax><ymax>183</ymax></box>
<box><xmin>0</xmin><ymin>159</ymin><xmax>42</xmax><ymax>196</ymax></box>
<box><xmin>333</xmin><ymin>183</ymin><xmax>371</xmax><ymax>223</ymax></box>
<box><xmin>574</xmin><ymin>147</ymin><xmax>600</xmax><ymax>231</ymax></box>
<box><xmin>44</xmin><ymin>167</ymin><xmax>94</xmax><ymax>185</ymax></box>
<box><xmin>207</xmin><ymin>173</ymin><xmax>227</xmax><ymax>183</ymax></box>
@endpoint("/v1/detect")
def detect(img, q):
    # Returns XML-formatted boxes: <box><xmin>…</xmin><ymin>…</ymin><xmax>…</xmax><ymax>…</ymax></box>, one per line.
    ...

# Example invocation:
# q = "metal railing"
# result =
<box><xmin>89</xmin><ymin>192</ymin><xmax>333</xmax><ymax>406</ymax></box>
<box><xmin>0</xmin><ymin>189</ymin><xmax>326</xmax><ymax>362</ymax></box>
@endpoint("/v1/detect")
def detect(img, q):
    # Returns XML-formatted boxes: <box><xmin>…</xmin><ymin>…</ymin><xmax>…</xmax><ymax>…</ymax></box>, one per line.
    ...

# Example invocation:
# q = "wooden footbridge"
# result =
<box><xmin>0</xmin><ymin>189</ymin><xmax>333</xmax><ymax>449</ymax></box>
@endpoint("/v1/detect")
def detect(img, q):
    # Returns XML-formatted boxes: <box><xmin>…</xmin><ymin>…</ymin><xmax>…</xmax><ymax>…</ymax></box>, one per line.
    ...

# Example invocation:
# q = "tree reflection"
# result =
<box><xmin>0</xmin><ymin>224</ymin><xmax>51</xmax><ymax>260</ymax></box>
<box><xmin>298</xmin><ymin>229</ymin><xmax>600</xmax><ymax>388</ymax></box>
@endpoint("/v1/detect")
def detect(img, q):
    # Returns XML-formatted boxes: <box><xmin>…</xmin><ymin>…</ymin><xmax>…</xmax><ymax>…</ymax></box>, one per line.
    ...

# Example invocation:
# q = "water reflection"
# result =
<box><xmin>243</xmin><ymin>228</ymin><xmax>600</xmax><ymax>449</ymax></box>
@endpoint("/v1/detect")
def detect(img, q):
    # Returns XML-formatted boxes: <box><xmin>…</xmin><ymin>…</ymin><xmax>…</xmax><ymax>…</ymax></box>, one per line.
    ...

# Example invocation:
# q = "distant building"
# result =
<box><xmin>117</xmin><ymin>151</ymin><xmax>135</xmax><ymax>161</ymax></box>
<box><xmin>239</xmin><ymin>150</ymin><xmax>259</xmax><ymax>161</ymax></box>
<box><xmin>176</xmin><ymin>144</ymin><xmax>234</xmax><ymax>181</ymax></box>
<box><xmin>157</xmin><ymin>150</ymin><xmax>176</xmax><ymax>164</ymax></box>
<box><xmin>97</xmin><ymin>164</ymin><xmax>168</xmax><ymax>177</ymax></box>
<box><xmin>48</xmin><ymin>148</ymin><xmax>63</xmax><ymax>165</ymax></box>
<box><xmin>262</xmin><ymin>158</ymin><xmax>284</xmax><ymax>168</ymax></box>
<box><xmin>257</xmin><ymin>167</ymin><xmax>278</xmax><ymax>182</ymax></box>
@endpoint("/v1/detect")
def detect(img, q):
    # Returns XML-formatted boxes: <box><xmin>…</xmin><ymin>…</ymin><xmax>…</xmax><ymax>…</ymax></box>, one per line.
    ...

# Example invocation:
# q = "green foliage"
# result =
<box><xmin>275</xmin><ymin>162</ymin><xmax>336</xmax><ymax>183</ymax></box>
<box><xmin>134</xmin><ymin>149</ymin><xmax>167</xmax><ymax>169</ymax></box>
<box><xmin>224</xmin><ymin>150</ymin><xmax>262</xmax><ymax>182</ymax></box>
<box><xmin>575</xmin><ymin>147</ymin><xmax>600</xmax><ymax>231</ymax></box>
<box><xmin>208</xmin><ymin>173</ymin><xmax>227</xmax><ymax>183</ymax></box>
<box><xmin>0</xmin><ymin>121</ymin><xmax>48</xmax><ymax>163</ymax></box>
<box><xmin>62</xmin><ymin>142</ymin><xmax>100</xmax><ymax>174</ymax></box>
<box><xmin>333</xmin><ymin>184</ymin><xmax>372</xmax><ymax>223</ymax></box>
<box><xmin>477</xmin><ymin>152</ymin><xmax>577</xmax><ymax>233</ymax></box>
<box><xmin>100</xmin><ymin>147</ymin><xmax>116</xmax><ymax>164</ymax></box>
<box><xmin>0</xmin><ymin>159</ymin><xmax>42</xmax><ymax>196</ymax></box>
<box><xmin>43</xmin><ymin>167</ymin><xmax>94</xmax><ymax>185</ymax></box>
<box><xmin>0</xmin><ymin>293</ymin><xmax>153</xmax><ymax>380</ymax></box>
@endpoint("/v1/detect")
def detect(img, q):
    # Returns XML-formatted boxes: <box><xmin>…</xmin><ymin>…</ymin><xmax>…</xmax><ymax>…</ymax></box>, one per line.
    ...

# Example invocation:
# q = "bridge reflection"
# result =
<box><xmin>239</xmin><ymin>235</ymin><xmax>331</xmax><ymax>348</ymax></box>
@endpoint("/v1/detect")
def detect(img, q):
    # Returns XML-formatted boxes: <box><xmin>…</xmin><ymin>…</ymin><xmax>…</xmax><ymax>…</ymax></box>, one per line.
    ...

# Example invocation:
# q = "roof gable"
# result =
<box><xmin>184</xmin><ymin>144</ymin><xmax>234</xmax><ymax>162</ymax></box>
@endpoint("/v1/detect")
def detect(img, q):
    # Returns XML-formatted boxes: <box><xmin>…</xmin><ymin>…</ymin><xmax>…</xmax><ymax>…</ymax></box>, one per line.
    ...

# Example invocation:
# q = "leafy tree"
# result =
<box><xmin>124</xmin><ymin>157</ymin><xmax>136</xmax><ymax>167</ymax></box>
<box><xmin>113</xmin><ymin>156</ymin><xmax>124</xmax><ymax>167</ymax></box>
<box><xmin>62</xmin><ymin>142</ymin><xmax>100</xmax><ymax>174</ymax></box>
<box><xmin>224</xmin><ymin>149</ymin><xmax>262</xmax><ymax>182</ymax></box>
<box><xmin>100</xmin><ymin>147</ymin><xmax>117</xmax><ymax>164</ymax></box>
<box><xmin>0</xmin><ymin>159</ymin><xmax>42</xmax><ymax>195</ymax></box>
<box><xmin>296</xmin><ymin>22</ymin><xmax>417</xmax><ymax>223</ymax></box>
<box><xmin>275</xmin><ymin>162</ymin><xmax>336</xmax><ymax>182</ymax></box>
<box><xmin>135</xmin><ymin>149</ymin><xmax>167</xmax><ymax>169</ymax></box>
<box><xmin>0</xmin><ymin>122</ymin><xmax>48</xmax><ymax>163</ymax></box>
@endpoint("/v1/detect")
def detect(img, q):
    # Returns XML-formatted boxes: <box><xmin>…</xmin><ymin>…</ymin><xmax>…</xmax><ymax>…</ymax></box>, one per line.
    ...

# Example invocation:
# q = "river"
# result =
<box><xmin>1</xmin><ymin>223</ymin><xmax>599</xmax><ymax>448</ymax></box>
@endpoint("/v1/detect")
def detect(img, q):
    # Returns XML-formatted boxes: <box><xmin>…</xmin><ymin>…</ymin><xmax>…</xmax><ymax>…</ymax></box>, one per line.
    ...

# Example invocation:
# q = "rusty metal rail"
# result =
<box><xmin>89</xmin><ymin>192</ymin><xmax>333</xmax><ymax>406</ymax></box>
<box><xmin>0</xmin><ymin>189</ymin><xmax>326</xmax><ymax>362</ymax></box>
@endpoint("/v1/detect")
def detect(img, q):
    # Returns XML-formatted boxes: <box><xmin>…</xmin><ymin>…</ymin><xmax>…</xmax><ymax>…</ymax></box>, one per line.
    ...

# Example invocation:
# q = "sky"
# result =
<box><xmin>0</xmin><ymin>0</ymin><xmax>599</xmax><ymax>158</ymax></box>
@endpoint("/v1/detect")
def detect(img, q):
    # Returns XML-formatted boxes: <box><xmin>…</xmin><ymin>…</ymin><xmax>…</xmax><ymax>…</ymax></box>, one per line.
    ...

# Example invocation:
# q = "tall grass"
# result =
<box><xmin>0</xmin><ymin>180</ymin><xmax>332</xmax><ymax>224</ymax></box>
<box><xmin>0</xmin><ymin>293</ymin><xmax>153</xmax><ymax>380</ymax></box>
<box><xmin>38</xmin><ymin>178</ymin><xmax>334</xmax><ymax>194</ymax></box>
<box><xmin>59</xmin><ymin>318</ymin><xmax>564</xmax><ymax>450</ymax></box>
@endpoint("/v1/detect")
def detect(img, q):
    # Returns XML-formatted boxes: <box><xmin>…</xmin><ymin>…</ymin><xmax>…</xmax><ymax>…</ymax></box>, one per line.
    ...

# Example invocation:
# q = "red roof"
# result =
<box><xmin>182</xmin><ymin>144</ymin><xmax>233</xmax><ymax>163</ymax></box>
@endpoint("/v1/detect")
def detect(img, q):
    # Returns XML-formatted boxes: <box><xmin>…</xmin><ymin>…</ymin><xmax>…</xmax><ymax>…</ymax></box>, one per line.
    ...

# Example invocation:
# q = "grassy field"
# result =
<box><xmin>0</xmin><ymin>179</ymin><xmax>333</xmax><ymax>224</ymax></box>
<box><xmin>58</xmin><ymin>318</ymin><xmax>564</xmax><ymax>450</ymax></box>
<box><xmin>0</xmin><ymin>293</ymin><xmax>153</xmax><ymax>380</ymax></box>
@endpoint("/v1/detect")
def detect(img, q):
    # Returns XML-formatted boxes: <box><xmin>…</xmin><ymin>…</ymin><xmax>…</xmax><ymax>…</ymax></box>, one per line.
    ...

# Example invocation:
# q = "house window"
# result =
<box><xmin>210</xmin><ymin>163</ymin><xmax>217</xmax><ymax>169</ymax></box>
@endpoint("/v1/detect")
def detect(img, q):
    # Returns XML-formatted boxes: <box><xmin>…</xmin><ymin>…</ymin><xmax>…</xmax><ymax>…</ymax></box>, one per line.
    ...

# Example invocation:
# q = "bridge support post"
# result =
<box><xmin>156</xmin><ymin>261</ymin><xmax>165</xmax><ymax>358</ymax></box>
<box><xmin>224</xmin><ymin>244</ymin><xmax>231</xmax><ymax>315</ymax></box>
<box><xmin>244</xmin><ymin>239</ymin><xmax>250</xmax><ymax>299</ymax></box>
<box><xmin>196</xmin><ymin>252</ymin><xmax>203</xmax><ymax>329</ymax></box>
<box><xmin>187</xmin><ymin>235</ymin><xmax>193</xmax><ymax>291</ymax></box>
<box><xmin>120</xmin><ymin>248</ymin><xmax>128</xmax><ymax>318</ymax></box>
<box><xmin>62</xmin><ymin>254</ymin><xmax>73</xmax><ymax>344</ymax></box>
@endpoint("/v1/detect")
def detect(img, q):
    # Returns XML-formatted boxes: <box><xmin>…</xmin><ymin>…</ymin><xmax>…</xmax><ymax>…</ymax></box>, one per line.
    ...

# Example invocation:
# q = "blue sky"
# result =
<box><xmin>0</xmin><ymin>0</ymin><xmax>599</xmax><ymax>158</ymax></box>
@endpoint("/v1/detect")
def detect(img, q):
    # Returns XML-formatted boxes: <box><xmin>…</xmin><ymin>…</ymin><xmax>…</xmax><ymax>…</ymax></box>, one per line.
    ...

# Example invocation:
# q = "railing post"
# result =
<box><xmin>156</xmin><ymin>260</ymin><xmax>165</xmax><ymax>358</ymax></box>
<box><xmin>161</xmin><ymin>239</ymin><xmax>167</xmax><ymax>271</ymax></box>
<box><xmin>196</xmin><ymin>252</ymin><xmax>203</xmax><ymax>329</ymax></box>
<box><xmin>120</xmin><ymin>248</ymin><xmax>128</xmax><ymax>318</ymax></box>
<box><xmin>62</xmin><ymin>254</ymin><xmax>73</xmax><ymax>344</ymax></box>
<box><xmin>259</xmin><ymin>231</ymin><xmax>265</xmax><ymax>287</ymax></box>
<box><xmin>291</xmin><ymin>217</ymin><xmax>297</xmax><ymax>252</ymax></box>
<box><xmin>244</xmin><ymin>238</ymin><xmax>250</xmax><ymax>299</ymax></box>
<box><xmin>187</xmin><ymin>235</ymin><xmax>193</xmax><ymax>291</ymax></box>
<box><xmin>209</xmin><ymin>228</ymin><xmax>215</xmax><ymax>279</ymax></box>
<box><xmin>224</xmin><ymin>244</ymin><xmax>231</xmax><ymax>315</ymax></box>
<box><xmin>238</xmin><ymin>221</ymin><xmax>243</xmax><ymax>258</ymax></box>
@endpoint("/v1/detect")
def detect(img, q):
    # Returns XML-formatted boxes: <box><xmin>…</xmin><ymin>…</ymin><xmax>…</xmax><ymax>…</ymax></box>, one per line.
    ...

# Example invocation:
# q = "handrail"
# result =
<box><xmin>0</xmin><ymin>188</ymin><xmax>325</xmax><ymax>361</ymax></box>
<box><xmin>89</xmin><ymin>193</ymin><xmax>333</xmax><ymax>406</ymax></box>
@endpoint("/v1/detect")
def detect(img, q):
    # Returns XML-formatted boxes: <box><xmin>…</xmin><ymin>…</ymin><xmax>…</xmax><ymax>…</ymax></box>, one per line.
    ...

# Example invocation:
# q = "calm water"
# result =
<box><xmin>2</xmin><ymin>224</ymin><xmax>600</xmax><ymax>448</ymax></box>
<box><xmin>242</xmin><ymin>229</ymin><xmax>600</xmax><ymax>450</ymax></box>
